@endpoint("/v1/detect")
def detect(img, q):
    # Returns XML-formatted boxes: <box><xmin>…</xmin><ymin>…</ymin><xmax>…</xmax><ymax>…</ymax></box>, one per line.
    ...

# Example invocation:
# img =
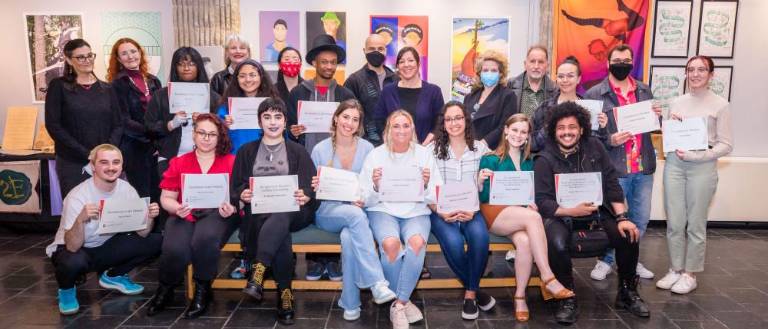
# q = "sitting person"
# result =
<box><xmin>45</xmin><ymin>144</ymin><xmax>162</xmax><ymax>315</ymax></box>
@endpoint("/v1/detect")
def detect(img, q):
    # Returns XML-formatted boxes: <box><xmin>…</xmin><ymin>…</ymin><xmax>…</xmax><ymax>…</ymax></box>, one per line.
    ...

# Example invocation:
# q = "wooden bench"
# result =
<box><xmin>188</xmin><ymin>225</ymin><xmax>553</xmax><ymax>300</ymax></box>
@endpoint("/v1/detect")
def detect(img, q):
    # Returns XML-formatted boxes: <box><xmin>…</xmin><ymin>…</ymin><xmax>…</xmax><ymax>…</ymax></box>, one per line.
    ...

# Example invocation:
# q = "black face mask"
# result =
<box><xmin>365</xmin><ymin>51</ymin><xmax>386</xmax><ymax>67</ymax></box>
<box><xmin>609</xmin><ymin>63</ymin><xmax>633</xmax><ymax>81</ymax></box>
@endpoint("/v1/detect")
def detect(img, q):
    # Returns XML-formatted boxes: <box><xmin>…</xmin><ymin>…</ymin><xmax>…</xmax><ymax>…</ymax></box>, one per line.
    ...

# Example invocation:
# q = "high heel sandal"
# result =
<box><xmin>514</xmin><ymin>296</ymin><xmax>529</xmax><ymax>322</ymax></box>
<box><xmin>544</xmin><ymin>277</ymin><xmax>576</xmax><ymax>299</ymax></box>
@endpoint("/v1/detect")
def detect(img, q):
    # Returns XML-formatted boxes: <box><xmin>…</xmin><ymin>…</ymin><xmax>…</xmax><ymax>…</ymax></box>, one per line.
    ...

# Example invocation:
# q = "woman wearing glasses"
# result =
<box><xmin>45</xmin><ymin>38</ymin><xmax>122</xmax><ymax>196</ymax></box>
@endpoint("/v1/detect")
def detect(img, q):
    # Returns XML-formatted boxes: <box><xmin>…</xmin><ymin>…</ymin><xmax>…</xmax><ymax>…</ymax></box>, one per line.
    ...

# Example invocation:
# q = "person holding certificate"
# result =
<box><xmin>45</xmin><ymin>144</ymin><xmax>162</xmax><ymax>315</ymax></box>
<box><xmin>359</xmin><ymin>110</ymin><xmax>442</xmax><ymax>329</ymax></box>
<box><xmin>147</xmin><ymin>114</ymin><xmax>236</xmax><ymax>319</ymax></box>
<box><xmin>535</xmin><ymin>102</ymin><xmax>649</xmax><ymax>324</ymax></box>
<box><xmin>231</xmin><ymin>98</ymin><xmax>318</xmax><ymax>325</ymax></box>
<box><xmin>656</xmin><ymin>56</ymin><xmax>733</xmax><ymax>294</ymax></box>
<box><xmin>210</xmin><ymin>34</ymin><xmax>252</xmax><ymax>95</ymax></box>
<box><xmin>477</xmin><ymin>114</ymin><xmax>574</xmax><ymax>322</ymax></box>
<box><xmin>426</xmin><ymin>102</ymin><xmax>496</xmax><ymax>320</ymax></box>
<box><xmin>310</xmin><ymin>100</ymin><xmax>396</xmax><ymax>321</ymax></box>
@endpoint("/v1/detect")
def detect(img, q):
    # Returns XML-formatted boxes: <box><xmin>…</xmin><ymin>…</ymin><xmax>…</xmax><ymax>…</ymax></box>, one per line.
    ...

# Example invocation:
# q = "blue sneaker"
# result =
<box><xmin>99</xmin><ymin>273</ymin><xmax>144</xmax><ymax>295</ymax></box>
<box><xmin>230</xmin><ymin>259</ymin><xmax>247</xmax><ymax>279</ymax></box>
<box><xmin>58</xmin><ymin>287</ymin><xmax>80</xmax><ymax>315</ymax></box>
<box><xmin>326</xmin><ymin>261</ymin><xmax>343</xmax><ymax>282</ymax></box>
<box><xmin>305</xmin><ymin>260</ymin><xmax>324</xmax><ymax>281</ymax></box>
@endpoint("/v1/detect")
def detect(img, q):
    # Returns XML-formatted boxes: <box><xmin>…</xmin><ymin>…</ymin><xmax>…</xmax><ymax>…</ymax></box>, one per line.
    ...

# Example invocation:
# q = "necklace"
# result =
<box><xmin>264</xmin><ymin>142</ymin><xmax>284</xmax><ymax>162</ymax></box>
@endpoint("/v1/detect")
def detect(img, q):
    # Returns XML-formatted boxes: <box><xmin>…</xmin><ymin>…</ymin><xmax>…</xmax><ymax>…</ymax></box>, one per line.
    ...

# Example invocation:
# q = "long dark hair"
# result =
<box><xmin>169</xmin><ymin>47</ymin><xmax>209</xmax><ymax>83</ymax></box>
<box><xmin>396</xmin><ymin>46</ymin><xmax>421</xmax><ymax>67</ymax></box>
<box><xmin>221</xmin><ymin>59</ymin><xmax>279</xmax><ymax>106</ymax></box>
<box><xmin>193</xmin><ymin>113</ymin><xmax>232</xmax><ymax>156</ymax></box>
<box><xmin>62</xmin><ymin>38</ymin><xmax>95</xmax><ymax>82</ymax></box>
<box><xmin>433</xmin><ymin>101</ymin><xmax>476</xmax><ymax>161</ymax></box>
<box><xmin>276</xmin><ymin>47</ymin><xmax>303</xmax><ymax>89</ymax></box>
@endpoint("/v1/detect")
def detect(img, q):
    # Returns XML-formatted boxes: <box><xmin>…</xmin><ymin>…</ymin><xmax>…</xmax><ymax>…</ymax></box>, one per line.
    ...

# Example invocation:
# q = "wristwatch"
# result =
<box><xmin>615</xmin><ymin>212</ymin><xmax>629</xmax><ymax>222</ymax></box>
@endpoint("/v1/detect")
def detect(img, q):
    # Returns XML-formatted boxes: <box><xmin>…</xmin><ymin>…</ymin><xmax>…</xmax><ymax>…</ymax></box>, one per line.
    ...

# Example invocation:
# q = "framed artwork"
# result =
<box><xmin>306</xmin><ymin>11</ymin><xmax>346</xmax><ymax>63</ymax></box>
<box><xmin>450</xmin><ymin>17</ymin><xmax>510</xmax><ymax>102</ymax></box>
<box><xmin>101</xmin><ymin>12</ymin><xmax>163</xmax><ymax>82</ymax></box>
<box><xmin>259</xmin><ymin>11</ymin><xmax>300</xmax><ymax>63</ymax></box>
<box><xmin>652</xmin><ymin>0</ymin><xmax>693</xmax><ymax>58</ymax></box>
<box><xmin>370</xmin><ymin>15</ymin><xmax>430</xmax><ymax>79</ymax></box>
<box><xmin>710</xmin><ymin>66</ymin><xmax>733</xmax><ymax>101</ymax></box>
<box><xmin>650</xmin><ymin>65</ymin><xmax>687</xmax><ymax>100</ymax></box>
<box><xmin>697</xmin><ymin>0</ymin><xmax>739</xmax><ymax>58</ymax></box>
<box><xmin>24</xmin><ymin>13</ymin><xmax>84</xmax><ymax>103</ymax></box>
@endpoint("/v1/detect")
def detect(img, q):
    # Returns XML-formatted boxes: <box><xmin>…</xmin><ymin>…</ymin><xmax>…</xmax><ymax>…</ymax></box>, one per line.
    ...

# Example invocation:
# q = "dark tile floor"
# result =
<box><xmin>0</xmin><ymin>225</ymin><xmax>767</xmax><ymax>328</ymax></box>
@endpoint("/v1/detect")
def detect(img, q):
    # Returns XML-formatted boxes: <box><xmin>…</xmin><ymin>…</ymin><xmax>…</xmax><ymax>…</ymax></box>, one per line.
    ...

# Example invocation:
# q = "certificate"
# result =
<box><xmin>96</xmin><ymin>197</ymin><xmax>149</xmax><ymax>235</ymax></box>
<box><xmin>228</xmin><ymin>97</ymin><xmax>266</xmax><ymax>130</ymax></box>
<box><xmin>436</xmin><ymin>181</ymin><xmax>479</xmax><ymax>213</ymax></box>
<box><xmin>250</xmin><ymin>175</ymin><xmax>299</xmax><ymax>214</ymax></box>
<box><xmin>555</xmin><ymin>172</ymin><xmax>603</xmax><ymax>208</ymax></box>
<box><xmin>297</xmin><ymin>101</ymin><xmax>339</xmax><ymax>133</ymax></box>
<box><xmin>489</xmin><ymin>171</ymin><xmax>535</xmax><ymax>206</ymax></box>
<box><xmin>662</xmin><ymin>117</ymin><xmax>708</xmax><ymax>152</ymax></box>
<box><xmin>168</xmin><ymin>82</ymin><xmax>210</xmax><ymax>113</ymax></box>
<box><xmin>379</xmin><ymin>166</ymin><xmax>424</xmax><ymax>202</ymax></box>
<box><xmin>316</xmin><ymin>166</ymin><xmax>360</xmax><ymax>202</ymax></box>
<box><xmin>182</xmin><ymin>173</ymin><xmax>230</xmax><ymax>209</ymax></box>
<box><xmin>575</xmin><ymin>100</ymin><xmax>603</xmax><ymax>130</ymax></box>
<box><xmin>613</xmin><ymin>100</ymin><xmax>660</xmax><ymax>134</ymax></box>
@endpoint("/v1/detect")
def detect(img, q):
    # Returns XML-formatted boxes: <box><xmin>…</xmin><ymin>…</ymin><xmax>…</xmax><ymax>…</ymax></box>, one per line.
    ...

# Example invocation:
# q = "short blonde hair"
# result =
<box><xmin>223</xmin><ymin>34</ymin><xmax>252</xmax><ymax>66</ymax></box>
<box><xmin>383</xmin><ymin>110</ymin><xmax>417</xmax><ymax>154</ymax></box>
<box><xmin>88</xmin><ymin>144</ymin><xmax>123</xmax><ymax>164</ymax></box>
<box><xmin>473</xmin><ymin>50</ymin><xmax>509</xmax><ymax>89</ymax></box>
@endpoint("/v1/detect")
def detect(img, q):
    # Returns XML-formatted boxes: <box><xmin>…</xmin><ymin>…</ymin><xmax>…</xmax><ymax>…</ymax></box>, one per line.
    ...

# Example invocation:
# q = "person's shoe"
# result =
<box><xmin>554</xmin><ymin>297</ymin><xmax>578</xmax><ymax>325</ymax></box>
<box><xmin>343</xmin><ymin>307</ymin><xmax>361</xmax><ymax>321</ymax></box>
<box><xmin>57</xmin><ymin>287</ymin><xmax>80</xmax><ymax>315</ymax></box>
<box><xmin>326</xmin><ymin>261</ymin><xmax>343</xmax><ymax>281</ymax></box>
<box><xmin>420</xmin><ymin>265</ymin><xmax>431</xmax><ymax>279</ymax></box>
<box><xmin>461</xmin><ymin>299</ymin><xmax>479</xmax><ymax>320</ymax></box>
<box><xmin>476</xmin><ymin>291</ymin><xmax>496</xmax><ymax>311</ymax></box>
<box><xmin>636</xmin><ymin>262</ymin><xmax>655</xmax><ymax>279</ymax></box>
<box><xmin>305</xmin><ymin>260</ymin><xmax>324</xmax><ymax>281</ymax></box>
<box><xmin>514</xmin><ymin>296</ymin><xmax>529</xmax><ymax>322</ymax></box>
<box><xmin>146</xmin><ymin>283</ymin><xmax>175</xmax><ymax>316</ymax></box>
<box><xmin>590</xmin><ymin>260</ymin><xmax>613</xmax><ymax>281</ymax></box>
<box><xmin>615</xmin><ymin>276</ymin><xmax>650</xmax><ymax>317</ymax></box>
<box><xmin>277</xmin><ymin>288</ymin><xmax>296</xmax><ymax>325</ymax></box>
<box><xmin>183</xmin><ymin>279</ymin><xmax>212</xmax><ymax>319</ymax></box>
<box><xmin>670</xmin><ymin>273</ymin><xmax>697</xmax><ymax>294</ymax></box>
<box><xmin>505</xmin><ymin>249</ymin><xmax>516</xmax><ymax>261</ymax></box>
<box><xmin>242</xmin><ymin>262</ymin><xmax>266</xmax><ymax>301</ymax></box>
<box><xmin>98</xmin><ymin>273</ymin><xmax>144</xmax><ymax>295</ymax></box>
<box><xmin>371</xmin><ymin>281</ymin><xmax>396</xmax><ymax>304</ymax></box>
<box><xmin>403</xmin><ymin>300</ymin><xmax>423</xmax><ymax>323</ymax></box>
<box><xmin>656</xmin><ymin>269</ymin><xmax>682</xmax><ymax>290</ymax></box>
<box><xmin>230</xmin><ymin>259</ymin><xmax>247</xmax><ymax>279</ymax></box>
<box><xmin>389</xmin><ymin>302</ymin><xmax>409</xmax><ymax>329</ymax></box>
<box><xmin>543</xmin><ymin>276</ymin><xmax>576</xmax><ymax>299</ymax></box>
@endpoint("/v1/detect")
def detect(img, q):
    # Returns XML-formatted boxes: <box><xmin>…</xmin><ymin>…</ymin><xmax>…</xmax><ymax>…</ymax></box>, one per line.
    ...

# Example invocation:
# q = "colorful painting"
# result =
<box><xmin>259</xmin><ymin>11</ymin><xmax>300</xmax><ymax>63</ymax></box>
<box><xmin>101</xmin><ymin>12</ymin><xmax>164</xmax><ymax>82</ymax></box>
<box><xmin>451</xmin><ymin>17</ymin><xmax>510</xmax><ymax>101</ymax></box>
<box><xmin>370</xmin><ymin>15</ymin><xmax>429</xmax><ymax>79</ymax></box>
<box><xmin>24</xmin><ymin>14</ymin><xmax>83</xmax><ymax>102</ymax></box>
<box><xmin>306</xmin><ymin>11</ymin><xmax>347</xmax><ymax>63</ymax></box>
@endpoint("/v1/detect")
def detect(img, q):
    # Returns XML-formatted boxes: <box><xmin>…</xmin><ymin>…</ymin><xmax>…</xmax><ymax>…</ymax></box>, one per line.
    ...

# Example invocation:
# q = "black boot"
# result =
<box><xmin>183</xmin><ymin>278</ymin><xmax>212</xmax><ymax>319</ymax></box>
<box><xmin>146</xmin><ymin>283</ymin><xmax>175</xmax><ymax>316</ymax></box>
<box><xmin>242</xmin><ymin>262</ymin><xmax>266</xmax><ymax>301</ymax></box>
<box><xmin>277</xmin><ymin>287</ymin><xmax>295</xmax><ymax>325</ymax></box>
<box><xmin>616</xmin><ymin>276</ymin><xmax>650</xmax><ymax>317</ymax></box>
<box><xmin>554</xmin><ymin>297</ymin><xmax>578</xmax><ymax>325</ymax></box>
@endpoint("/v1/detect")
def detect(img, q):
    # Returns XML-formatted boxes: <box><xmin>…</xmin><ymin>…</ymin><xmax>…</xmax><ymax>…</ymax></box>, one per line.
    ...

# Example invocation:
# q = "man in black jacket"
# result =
<box><xmin>534</xmin><ymin>102</ymin><xmax>649</xmax><ymax>324</ymax></box>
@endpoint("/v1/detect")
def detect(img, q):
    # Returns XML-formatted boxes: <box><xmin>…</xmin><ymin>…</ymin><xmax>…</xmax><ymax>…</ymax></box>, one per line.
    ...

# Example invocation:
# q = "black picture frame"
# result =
<box><xmin>650</xmin><ymin>65</ymin><xmax>687</xmax><ymax>99</ymax></box>
<box><xmin>711</xmin><ymin>65</ymin><xmax>733</xmax><ymax>101</ymax></box>
<box><xmin>652</xmin><ymin>0</ymin><xmax>694</xmax><ymax>58</ymax></box>
<box><xmin>697</xmin><ymin>0</ymin><xmax>739</xmax><ymax>58</ymax></box>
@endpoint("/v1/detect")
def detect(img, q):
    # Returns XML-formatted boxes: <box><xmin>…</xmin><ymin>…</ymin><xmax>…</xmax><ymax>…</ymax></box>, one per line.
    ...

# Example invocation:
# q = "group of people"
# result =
<box><xmin>43</xmin><ymin>28</ymin><xmax>731</xmax><ymax>328</ymax></box>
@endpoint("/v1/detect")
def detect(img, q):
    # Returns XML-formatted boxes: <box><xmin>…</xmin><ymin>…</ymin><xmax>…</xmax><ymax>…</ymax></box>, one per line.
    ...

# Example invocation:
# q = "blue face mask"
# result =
<box><xmin>480</xmin><ymin>71</ymin><xmax>500</xmax><ymax>87</ymax></box>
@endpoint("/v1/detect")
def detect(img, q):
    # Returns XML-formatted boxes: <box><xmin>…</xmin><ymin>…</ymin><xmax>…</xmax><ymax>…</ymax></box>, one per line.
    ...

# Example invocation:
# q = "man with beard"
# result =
<box><xmin>344</xmin><ymin>34</ymin><xmax>396</xmax><ymax>145</ymax></box>
<box><xmin>507</xmin><ymin>45</ymin><xmax>558</xmax><ymax>118</ymax></box>
<box><xmin>534</xmin><ymin>102</ymin><xmax>650</xmax><ymax>324</ymax></box>
<box><xmin>45</xmin><ymin>144</ymin><xmax>162</xmax><ymax>315</ymax></box>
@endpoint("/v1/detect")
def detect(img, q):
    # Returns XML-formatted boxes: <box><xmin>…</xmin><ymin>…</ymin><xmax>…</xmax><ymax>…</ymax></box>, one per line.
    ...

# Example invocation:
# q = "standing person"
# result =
<box><xmin>310</xmin><ymin>100</ymin><xmax>396</xmax><ymax>321</ymax></box>
<box><xmin>508</xmin><ymin>45</ymin><xmax>558</xmax><ymax>118</ymax></box>
<box><xmin>656</xmin><ymin>56</ymin><xmax>733</xmax><ymax>294</ymax></box>
<box><xmin>210</xmin><ymin>34</ymin><xmax>251</xmax><ymax>95</ymax></box>
<box><xmin>531</xmin><ymin>56</ymin><xmax>585</xmax><ymax>152</ymax></box>
<box><xmin>360</xmin><ymin>110</ymin><xmax>442</xmax><ymax>329</ymax></box>
<box><xmin>585</xmin><ymin>44</ymin><xmax>657</xmax><ymax>281</ymax></box>
<box><xmin>232</xmin><ymin>98</ymin><xmax>319</xmax><ymax>325</ymax></box>
<box><xmin>45</xmin><ymin>38</ymin><xmax>122</xmax><ymax>197</ymax></box>
<box><xmin>46</xmin><ymin>144</ymin><xmax>162</xmax><ymax>315</ymax></box>
<box><xmin>344</xmin><ymin>34</ymin><xmax>397</xmax><ymax>146</ymax></box>
<box><xmin>463</xmin><ymin>50</ymin><xmax>519</xmax><ymax>150</ymax></box>
<box><xmin>427</xmin><ymin>101</ymin><xmax>497</xmax><ymax>320</ymax></box>
<box><xmin>274</xmin><ymin>47</ymin><xmax>304</xmax><ymax>106</ymax></box>
<box><xmin>374</xmin><ymin>47</ymin><xmax>444</xmax><ymax>145</ymax></box>
<box><xmin>107</xmin><ymin>38</ymin><xmax>162</xmax><ymax>201</ymax></box>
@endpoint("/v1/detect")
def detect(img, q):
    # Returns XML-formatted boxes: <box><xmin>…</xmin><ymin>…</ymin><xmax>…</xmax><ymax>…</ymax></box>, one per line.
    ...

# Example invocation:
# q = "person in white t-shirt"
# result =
<box><xmin>45</xmin><ymin>144</ymin><xmax>162</xmax><ymax>315</ymax></box>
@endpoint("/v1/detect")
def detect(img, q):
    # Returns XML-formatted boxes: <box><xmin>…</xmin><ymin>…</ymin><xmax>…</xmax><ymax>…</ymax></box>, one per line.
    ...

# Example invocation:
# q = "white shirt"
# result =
<box><xmin>426</xmin><ymin>140</ymin><xmax>490</xmax><ymax>184</ymax></box>
<box><xmin>45</xmin><ymin>178</ymin><xmax>139</xmax><ymax>257</ymax></box>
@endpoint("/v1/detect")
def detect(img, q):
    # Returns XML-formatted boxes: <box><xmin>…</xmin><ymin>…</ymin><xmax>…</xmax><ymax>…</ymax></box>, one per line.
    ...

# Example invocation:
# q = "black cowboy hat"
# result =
<box><xmin>306</xmin><ymin>34</ymin><xmax>346</xmax><ymax>64</ymax></box>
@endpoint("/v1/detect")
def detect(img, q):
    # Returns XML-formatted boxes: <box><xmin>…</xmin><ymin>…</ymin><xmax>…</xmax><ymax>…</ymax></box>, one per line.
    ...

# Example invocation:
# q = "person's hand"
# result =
<box><xmin>191</xmin><ymin>112</ymin><xmax>200</xmax><ymax>121</ymax></box>
<box><xmin>610</xmin><ymin>131</ymin><xmax>633</xmax><ymax>146</ymax></box>
<box><xmin>240</xmin><ymin>188</ymin><xmax>252</xmax><ymax>203</ymax></box>
<box><xmin>352</xmin><ymin>199</ymin><xmax>365</xmax><ymax>208</ymax></box>
<box><xmin>79</xmin><ymin>204</ymin><xmax>100</xmax><ymax>223</ymax></box>
<box><xmin>597</xmin><ymin>112</ymin><xmax>608</xmax><ymax>128</ymax></box>
<box><xmin>311</xmin><ymin>176</ymin><xmax>320</xmax><ymax>192</ymax></box>
<box><xmin>439</xmin><ymin>211</ymin><xmax>460</xmax><ymax>222</ymax></box>
<box><xmin>570</xmin><ymin>202</ymin><xmax>598</xmax><ymax>217</ymax></box>
<box><xmin>290</xmin><ymin>124</ymin><xmax>307</xmax><ymax>138</ymax></box>
<box><xmin>175</xmin><ymin>203</ymin><xmax>192</xmax><ymax>218</ymax></box>
<box><xmin>477</xmin><ymin>168</ymin><xmax>493</xmax><ymax>189</ymax></box>
<box><xmin>224</xmin><ymin>115</ymin><xmax>234</xmax><ymax>127</ymax></box>
<box><xmin>295</xmin><ymin>189</ymin><xmax>310</xmax><ymax>206</ymax></box>
<box><xmin>456</xmin><ymin>211</ymin><xmax>475</xmax><ymax>222</ymax></box>
<box><xmin>372</xmin><ymin>167</ymin><xmax>383</xmax><ymax>192</ymax></box>
<box><xmin>670</xmin><ymin>112</ymin><xmax>684</xmax><ymax>121</ymax></box>
<box><xmin>528</xmin><ymin>203</ymin><xmax>539</xmax><ymax>211</ymax></box>
<box><xmin>218</xmin><ymin>202</ymin><xmax>235</xmax><ymax>218</ymax></box>
<box><xmin>168</xmin><ymin>111</ymin><xmax>188</xmax><ymax>131</ymax></box>
<box><xmin>617</xmin><ymin>219</ymin><xmax>640</xmax><ymax>243</ymax></box>
<box><xmin>675</xmin><ymin>149</ymin><xmax>688</xmax><ymax>160</ymax></box>
<box><xmin>421</xmin><ymin>168</ymin><xmax>430</xmax><ymax>188</ymax></box>
<box><xmin>651</xmin><ymin>102</ymin><xmax>663</xmax><ymax>117</ymax></box>
<box><xmin>148</xmin><ymin>203</ymin><xmax>160</xmax><ymax>219</ymax></box>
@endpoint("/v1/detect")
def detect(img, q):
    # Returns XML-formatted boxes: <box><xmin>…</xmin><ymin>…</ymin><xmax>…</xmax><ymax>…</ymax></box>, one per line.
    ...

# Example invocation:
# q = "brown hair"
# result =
<box><xmin>383</xmin><ymin>110</ymin><xmax>417</xmax><ymax>154</ymax></box>
<box><xmin>473</xmin><ymin>50</ymin><xmax>509</xmax><ymax>89</ymax></box>
<box><xmin>607</xmin><ymin>44</ymin><xmax>634</xmax><ymax>62</ymax></box>
<box><xmin>106</xmin><ymin>38</ymin><xmax>149</xmax><ymax>82</ymax></box>
<box><xmin>328</xmin><ymin>99</ymin><xmax>365</xmax><ymax>165</ymax></box>
<box><xmin>526</xmin><ymin>44</ymin><xmax>549</xmax><ymax>59</ymax></box>
<box><xmin>493</xmin><ymin>113</ymin><xmax>532</xmax><ymax>162</ymax></box>
<box><xmin>193</xmin><ymin>113</ymin><xmax>232</xmax><ymax>156</ymax></box>
<box><xmin>686</xmin><ymin>55</ymin><xmax>715</xmax><ymax>73</ymax></box>
<box><xmin>396</xmin><ymin>46</ymin><xmax>421</xmax><ymax>68</ymax></box>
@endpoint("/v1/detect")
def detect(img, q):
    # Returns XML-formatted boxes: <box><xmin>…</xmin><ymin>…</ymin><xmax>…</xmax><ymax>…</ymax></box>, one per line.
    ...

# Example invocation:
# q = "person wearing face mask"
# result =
<box><xmin>211</xmin><ymin>34</ymin><xmax>252</xmax><ymax>95</ymax></box>
<box><xmin>462</xmin><ymin>50</ymin><xmax>519</xmax><ymax>150</ymax></box>
<box><xmin>344</xmin><ymin>34</ymin><xmax>397</xmax><ymax>146</ymax></box>
<box><xmin>584</xmin><ymin>44</ymin><xmax>659</xmax><ymax>283</ymax></box>
<box><xmin>508</xmin><ymin>45</ymin><xmax>558</xmax><ymax>118</ymax></box>
<box><xmin>531</xmin><ymin>56</ymin><xmax>586</xmax><ymax>152</ymax></box>
<box><xmin>274</xmin><ymin>47</ymin><xmax>304</xmax><ymax>107</ymax></box>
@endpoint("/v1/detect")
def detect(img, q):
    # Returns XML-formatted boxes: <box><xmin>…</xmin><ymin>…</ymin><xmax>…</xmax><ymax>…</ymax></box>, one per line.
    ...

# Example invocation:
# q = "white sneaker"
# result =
<box><xmin>505</xmin><ymin>249</ymin><xmax>516</xmax><ymax>261</ymax></box>
<box><xmin>670</xmin><ymin>273</ymin><xmax>697</xmax><ymax>294</ymax></box>
<box><xmin>343</xmin><ymin>308</ymin><xmax>361</xmax><ymax>321</ymax></box>
<box><xmin>636</xmin><ymin>262</ymin><xmax>655</xmax><ymax>279</ymax></box>
<box><xmin>590</xmin><ymin>260</ymin><xmax>613</xmax><ymax>281</ymax></box>
<box><xmin>656</xmin><ymin>270</ymin><xmax>682</xmax><ymax>290</ymax></box>
<box><xmin>390</xmin><ymin>302</ymin><xmax>409</xmax><ymax>329</ymax></box>
<box><xmin>403</xmin><ymin>301</ymin><xmax>423</xmax><ymax>323</ymax></box>
<box><xmin>371</xmin><ymin>281</ymin><xmax>396</xmax><ymax>304</ymax></box>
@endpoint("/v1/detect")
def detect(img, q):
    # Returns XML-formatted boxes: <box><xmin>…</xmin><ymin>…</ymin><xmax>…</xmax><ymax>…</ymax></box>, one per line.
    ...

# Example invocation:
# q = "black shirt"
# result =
<box><xmin>397</xmin><ymin>87</ymin><xmax>421</xmax><ymax>120</ymax></box>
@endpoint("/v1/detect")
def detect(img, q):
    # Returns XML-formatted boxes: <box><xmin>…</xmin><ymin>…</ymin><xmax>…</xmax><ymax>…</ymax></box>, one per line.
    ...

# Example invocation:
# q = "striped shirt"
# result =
<box><xmin>427</xmin><ymin>140</ymin><xmax>491</xmax><ymax>184</ymax></box>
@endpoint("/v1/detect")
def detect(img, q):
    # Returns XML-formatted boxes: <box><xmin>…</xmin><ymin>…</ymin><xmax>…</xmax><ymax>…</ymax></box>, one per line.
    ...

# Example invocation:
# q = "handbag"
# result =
<box><xmin>570</xmin><ymin>220</ymin><xmax>610</xmax><ymax>258</ymax></box>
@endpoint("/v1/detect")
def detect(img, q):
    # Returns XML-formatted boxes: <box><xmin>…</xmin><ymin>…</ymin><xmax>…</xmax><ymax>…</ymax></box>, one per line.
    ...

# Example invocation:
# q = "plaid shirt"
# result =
<box><xmin>520</xmin><ymin>78</ymin><xmax>546</xmax><ymax>117</ymax></box>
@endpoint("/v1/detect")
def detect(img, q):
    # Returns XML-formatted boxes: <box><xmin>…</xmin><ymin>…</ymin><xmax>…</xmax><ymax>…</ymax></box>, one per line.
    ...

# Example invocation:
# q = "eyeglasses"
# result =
<box><xmin>610</xmin><ymin>58</ymin><xmax>632</xmax><ymax>65</ymax></box>
<box><xmin>176</xmin><ymin>61</ymin><xmax>197</xmax><ymax>68</ymax></box>
<box><xmin>71</xmin><ymin>53</ymin><xmax>96</xmax><ymax>63</ymax></box>
<box><xmin>195</xmin><ymin>130</ymin><xmax>219</xmax><ymax>140</ymax></box>
<box><xmin>237</xmin><ymin>73</ymin><xmax>260</xmax><ymax>79</ymax></box>
<box><xmin>557</xmin><ymin>73</ymin><xmax>578</xmax><ymax>80</ymax></box>
<box><xmin>444</xmin><ymin>115</ymin><xmax>465</xmax><ymax>123</ymax></box>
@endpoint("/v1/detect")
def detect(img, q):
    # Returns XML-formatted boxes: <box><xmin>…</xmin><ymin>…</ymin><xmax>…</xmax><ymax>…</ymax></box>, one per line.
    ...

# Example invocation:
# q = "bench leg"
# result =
<box><xmin>187</xmin><ymin>265</ymin><xmax>194</xmax><ymax>300</ymax></box>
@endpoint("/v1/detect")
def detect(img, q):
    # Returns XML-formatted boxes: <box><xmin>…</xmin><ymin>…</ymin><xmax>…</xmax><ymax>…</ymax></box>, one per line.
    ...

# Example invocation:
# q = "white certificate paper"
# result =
<box><xmin>168</xmin><ymin>82</ymin><xmax>210</xmax><ymax>113</ymax></box>
<box><xmin>297</xmin><ymin>101</ymin><xmax>339</xmax><ymax>133</ymax></box>
<box><xmin>379</xmin><ymin>167</ymin><xmax>424</xmax><ymax>202</ymax></box>
<box><xmin>316</xmin><ymin>166</ymin><xmax>360</xmax><ymax>202</ymax></box>
<box><xmin>555</xmin><ymin>172</ymin><xmax>603</xmax><ymax>208</ymax></box>
<box><xmin>662</xmin><ymin>117</ymin><xmax>708</xmax><ymax>152</ymax></box>
<box><xmin>228</xmin><ymin>97</ymin><xmax>266</xmax><ymax>130</ymax></box>
<box><xmin>436</xmin><ymin>181</ymin><xmax>479</xmax><ymax>213</ymax></box>
<box><xmin>489</xmin><ymin>171</ymin><xmax>535</xmax><ymax>206</ymax></box>
<box><xmin>250</xmin><ymin>175</ymin><xmax>299</xmax><ymax>214</ymax></box>
<box><xmin>575</xmin><ymin>100</ymin><xmax>604</xmax><ymax>130</ymax></box>
<box><xmin>613</xmin><ymin>100</ymin><xmax>660</xmax><ymax>134</ymax></box>
<box><xmin>182</xmin><ymin>173</ymin><xmax>230</xmax><ymax>209</ymax></box>
<box><xmin>96</xmin><ymin>197</ymin><xmax>149</xmax><ymax>235</ymax></box>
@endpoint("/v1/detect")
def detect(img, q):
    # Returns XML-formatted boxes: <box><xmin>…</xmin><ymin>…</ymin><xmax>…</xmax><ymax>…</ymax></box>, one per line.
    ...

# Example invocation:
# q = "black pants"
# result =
<box><xmin>159</xmin><ymin>211</ymin><xmax>229</xmax><ymax>285</ymax></box>
<box><xmin>243</xmin><ymin>212</ymin><xmax>309</xmax><ymax>289</ymax></box>
<box><xmin>55</xmin><ymin>156</ymin><xmax>90</xmax><ymax>198</ymax></box>
<box><xmin>51</xmin><ymin>232</ymin><xmax>162</xmax><ymax>289</ymax></box>
<box><xmin>120</xmin><ymin>137</ymin><xmax>159</xmax><ymax>201</ymax></box>
<box><xmin>544</xmin><ymin>211</ymin><xmax>639</xmax><ymax>289</ymax></box>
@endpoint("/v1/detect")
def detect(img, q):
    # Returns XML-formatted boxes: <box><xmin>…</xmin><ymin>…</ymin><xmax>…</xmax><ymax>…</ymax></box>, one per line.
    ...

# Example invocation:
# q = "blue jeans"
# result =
<box><xmin>429</xmin><ymin>212</ymin><xmax>489</xmax><ymax>291</ymax></box>
<box><xmin>368</xmin><ymin>211</ymin><xmax>430</xmax><ymax>302</ymax></box>
<box><xmin>315</xmin><ymin>202</ymin><xmax>387</xmax><ymax>311</ymax></box>
<box><xmin>602</xmin><ymin>172</ymin><xmax>653</xmax><ymax>265</ymax></box>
